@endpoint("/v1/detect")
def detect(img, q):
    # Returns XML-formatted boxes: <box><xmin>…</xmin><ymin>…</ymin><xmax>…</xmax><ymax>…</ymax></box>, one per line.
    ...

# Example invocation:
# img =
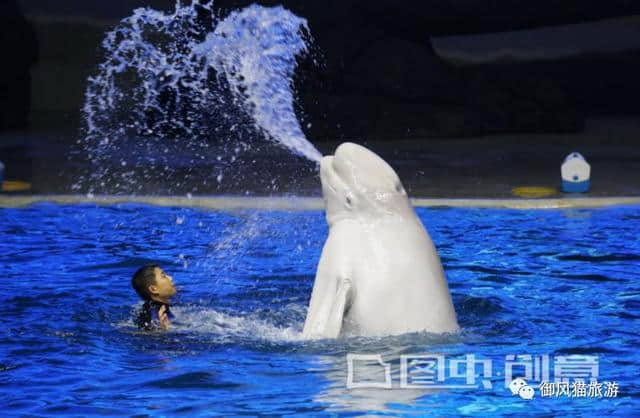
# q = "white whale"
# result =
<box><xmin>302</xmin><ymin>142</ymin><xmax>459</xmax><ymax>339</ymax></box>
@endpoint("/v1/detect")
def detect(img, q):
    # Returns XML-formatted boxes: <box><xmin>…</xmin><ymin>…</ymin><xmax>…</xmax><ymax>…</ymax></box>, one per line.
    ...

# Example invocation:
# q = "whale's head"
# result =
<box><xmin>320</xmin><ymin>142</ymin><xmax>412</xmax><ymax>225</ymax></box>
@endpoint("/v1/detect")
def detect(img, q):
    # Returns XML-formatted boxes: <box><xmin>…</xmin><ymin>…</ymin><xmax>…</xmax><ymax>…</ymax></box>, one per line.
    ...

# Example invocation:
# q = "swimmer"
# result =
<box><xmin>131</xmin><ymin>264</ymin><xmax>177</xmax><ymax>330</ymax></box>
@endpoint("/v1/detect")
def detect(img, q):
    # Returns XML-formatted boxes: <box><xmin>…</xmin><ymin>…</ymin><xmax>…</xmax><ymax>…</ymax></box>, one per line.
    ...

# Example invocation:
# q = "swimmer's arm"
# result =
<box><xmin>158</xmin><ymin>305</ymin><xmax>170</xmax><ymax>330</ymax></box>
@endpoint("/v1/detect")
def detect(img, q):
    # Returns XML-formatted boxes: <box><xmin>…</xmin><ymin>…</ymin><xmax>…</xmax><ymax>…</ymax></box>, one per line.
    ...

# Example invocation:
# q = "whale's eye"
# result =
<box><xmin>395</xmin><ymin>183</ymin><xmax>403</xmax><ymax>193</ymax></box>
<box><xmin>346</xmin><ymin>196</ymin><xmax>352</xmax><ymax>206</ymax></box>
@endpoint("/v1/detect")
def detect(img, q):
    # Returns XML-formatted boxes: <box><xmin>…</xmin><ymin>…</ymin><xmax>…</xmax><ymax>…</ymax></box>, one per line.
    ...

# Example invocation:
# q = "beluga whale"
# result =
<box><xmin>302</xmin><ymin>142</ymin><xmax>459</xmax><ymax>339</ymax></box>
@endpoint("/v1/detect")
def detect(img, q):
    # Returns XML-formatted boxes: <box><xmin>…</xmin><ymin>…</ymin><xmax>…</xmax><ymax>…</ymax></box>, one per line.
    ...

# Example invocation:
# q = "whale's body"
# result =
<box><xmin>302</xmin><ymin>142</ymin><xmax>459</xmax><ymax>339</ymax></box>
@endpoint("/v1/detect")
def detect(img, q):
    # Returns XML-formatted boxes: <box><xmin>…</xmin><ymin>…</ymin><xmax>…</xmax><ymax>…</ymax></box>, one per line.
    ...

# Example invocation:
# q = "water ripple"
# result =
<box><xmin>1</xmin><ymin>203</ymin><xmax>638</xmax><ymax>415</ymax></box>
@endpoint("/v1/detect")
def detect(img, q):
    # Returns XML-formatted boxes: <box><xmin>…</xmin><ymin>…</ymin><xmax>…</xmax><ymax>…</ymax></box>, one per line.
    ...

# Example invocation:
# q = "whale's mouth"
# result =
<box><xmin>320</xmin><ymin>155</ymin><xmax>340</xmax><ymax>194</ymax></box>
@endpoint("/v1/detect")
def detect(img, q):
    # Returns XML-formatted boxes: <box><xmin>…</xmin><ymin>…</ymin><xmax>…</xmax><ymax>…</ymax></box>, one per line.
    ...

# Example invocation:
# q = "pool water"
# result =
<box><xmin>1</xmin><ymin>203</ymin><xmax>639</xmax><ymax>416</ymax></box>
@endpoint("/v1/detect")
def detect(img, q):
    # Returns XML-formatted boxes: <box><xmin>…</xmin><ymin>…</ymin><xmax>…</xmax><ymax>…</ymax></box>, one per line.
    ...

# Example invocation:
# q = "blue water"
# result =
<box><xmin>1</xmin><ymin>203</ymin><xmax>639</xmax><ymax>416</ymax></box>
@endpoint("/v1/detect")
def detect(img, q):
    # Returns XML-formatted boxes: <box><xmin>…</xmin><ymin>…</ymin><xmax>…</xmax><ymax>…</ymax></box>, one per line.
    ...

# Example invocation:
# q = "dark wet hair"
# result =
<box><xmin>131</xmin><ymin>264</ymin><xmax>160</xmax><ymax>301</ymax></box>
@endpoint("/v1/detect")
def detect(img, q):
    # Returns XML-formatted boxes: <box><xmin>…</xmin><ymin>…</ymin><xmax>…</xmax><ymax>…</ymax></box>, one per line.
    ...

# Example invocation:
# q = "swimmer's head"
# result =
<box><xmin>131</xmin><ymin>264</ymin><xmax>177</xmax><ymax>303</ymax></box>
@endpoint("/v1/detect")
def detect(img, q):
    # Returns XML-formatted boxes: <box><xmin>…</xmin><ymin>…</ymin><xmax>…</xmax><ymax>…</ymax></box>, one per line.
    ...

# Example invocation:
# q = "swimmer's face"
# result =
<box><xmin>148</xmin><ymin>268</ymin><xmax>177</xmax><ymax>300</ymax></box>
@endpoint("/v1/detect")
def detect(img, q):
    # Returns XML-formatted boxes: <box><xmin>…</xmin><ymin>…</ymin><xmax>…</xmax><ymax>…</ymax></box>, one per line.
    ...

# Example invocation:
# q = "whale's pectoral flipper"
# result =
<box><xmin>323</xmin><ymin>277</ymin><xmax>353</xmax><ymax>338</ymax></box>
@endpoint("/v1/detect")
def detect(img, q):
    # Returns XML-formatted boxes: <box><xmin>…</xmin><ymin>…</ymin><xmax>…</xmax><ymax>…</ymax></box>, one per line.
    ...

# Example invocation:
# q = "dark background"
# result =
<box><xmin>1</xmin><ymin>0</ymin><xmax>639</xmax><ymax>196</ymax></box>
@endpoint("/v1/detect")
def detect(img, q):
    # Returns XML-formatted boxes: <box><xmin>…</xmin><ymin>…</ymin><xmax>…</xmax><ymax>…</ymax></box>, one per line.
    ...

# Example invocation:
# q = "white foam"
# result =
<box><xmin>119</xmin><ymin>302</ymin><xmax>305</xmax><ymax>342</ymax></box>
<box><xmin>170</xmin><ymin>305</ymin><xmax>304</xmax><ymax>341</ymax></box>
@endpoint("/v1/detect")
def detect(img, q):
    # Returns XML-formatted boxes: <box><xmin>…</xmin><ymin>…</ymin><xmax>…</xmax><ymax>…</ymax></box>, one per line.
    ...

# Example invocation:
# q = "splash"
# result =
<box><xmin>120</xmin><ymin>303</ymin><xmax>305</xmax><ymax>342</ymax></box>
<box><xmin>79</xmin><ymin>1</ymin><xmax>321</xmax><ymax>194</ymax></box>
<box><xmin>170</xmin><ymin>305</ymin><xmax>305</xmax><ymax>341</ymax></box>
<box><xmin>195</xmin><ymin>6</ymin><xmax>321</xmax><ymax>163</ymax></box>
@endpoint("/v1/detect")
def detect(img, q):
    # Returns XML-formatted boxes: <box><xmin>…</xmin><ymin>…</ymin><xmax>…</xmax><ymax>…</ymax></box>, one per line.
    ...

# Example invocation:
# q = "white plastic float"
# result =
<box><xmin>561</xmin><ymin>152</ymin><xmax>590</xmax><ymax>193</ymax></box>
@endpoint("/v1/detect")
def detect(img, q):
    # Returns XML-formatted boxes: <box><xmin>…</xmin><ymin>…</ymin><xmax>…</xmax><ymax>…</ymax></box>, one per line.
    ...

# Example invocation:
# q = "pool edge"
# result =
<box><xmin>1</xmin><ymin>195</ymin><xmax>639</xmax><ymax>210</ymax></box>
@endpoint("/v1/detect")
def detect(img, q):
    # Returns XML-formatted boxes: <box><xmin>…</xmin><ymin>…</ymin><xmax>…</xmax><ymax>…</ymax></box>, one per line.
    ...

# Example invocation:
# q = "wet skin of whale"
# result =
<box><xmin>302</xmin><ymin>142</ymin><xmax>459</xmax><ymax>339</ymax></box>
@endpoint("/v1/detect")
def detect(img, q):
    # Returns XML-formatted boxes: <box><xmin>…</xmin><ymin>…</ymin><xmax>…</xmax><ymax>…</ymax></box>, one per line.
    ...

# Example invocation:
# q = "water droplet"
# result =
<box><xmin>81</xmin><ymin>2</ymin><xmax>323</xmax><ymax>193</ymax></box>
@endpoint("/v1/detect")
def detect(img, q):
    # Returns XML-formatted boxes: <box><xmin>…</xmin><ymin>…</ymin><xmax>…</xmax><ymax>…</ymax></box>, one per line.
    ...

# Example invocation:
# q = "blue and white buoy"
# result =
<box><xmin>561</xmin><ymin>152</ymin><xmax>590</xmax><ymax>193</ymax></box>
